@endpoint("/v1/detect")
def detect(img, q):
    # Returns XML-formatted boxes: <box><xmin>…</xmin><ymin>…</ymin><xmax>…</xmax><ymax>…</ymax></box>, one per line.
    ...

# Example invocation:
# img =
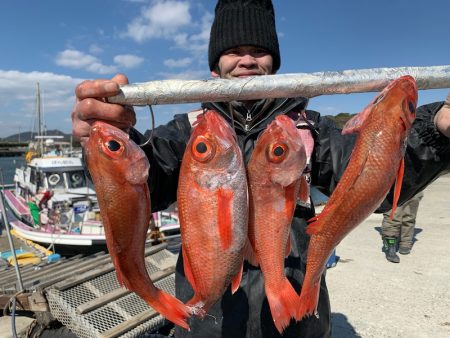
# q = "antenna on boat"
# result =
<box><xmin>0</xmin><ymin>169</ymin><xmax>24</xmax><ymax>292</ymax></box>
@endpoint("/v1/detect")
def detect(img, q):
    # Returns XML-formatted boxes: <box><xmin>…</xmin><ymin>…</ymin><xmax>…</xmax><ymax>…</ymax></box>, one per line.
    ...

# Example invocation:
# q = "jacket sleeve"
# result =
<box><xmin>129</xmin><ymin>113</ymin><xmax>192</xmax><ymax>212</ymax></box>
<box><xmin>310</xmin><ymin>102</ymin><xmax>450</xmax><ymax>212</ymax></box>
<box><xmin>379</xmin><ymin>101</ymin><xmax>450</xmax><ymax>212</ymax></box>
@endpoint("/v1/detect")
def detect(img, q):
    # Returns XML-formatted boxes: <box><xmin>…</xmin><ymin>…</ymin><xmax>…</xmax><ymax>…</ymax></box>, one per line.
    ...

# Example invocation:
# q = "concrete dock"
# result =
<box><xmin>0</xmin><ymin>175</ymin><xmax>449</xmax><ymax>337</ymax></box>
<box><xmin>327</xmin><ymin>174</ymin><xmax>450</xmax><ymax>337</ymax></box>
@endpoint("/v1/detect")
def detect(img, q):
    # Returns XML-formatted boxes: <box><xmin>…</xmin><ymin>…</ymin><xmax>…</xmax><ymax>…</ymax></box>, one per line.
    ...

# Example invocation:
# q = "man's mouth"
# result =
<box><xmin>234</xmin><ymin>72</ymin><xmax>261</xmax><ymax>78</ymax></box>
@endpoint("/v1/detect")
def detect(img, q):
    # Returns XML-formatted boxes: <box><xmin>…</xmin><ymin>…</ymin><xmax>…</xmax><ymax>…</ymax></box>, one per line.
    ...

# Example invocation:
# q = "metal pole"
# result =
<box><xmin>0</xmin><ymin>170</ymin><xmax>24</xmax><ymax>292</ymax></box>
<box><xmin>108</xmin><ymin>64</ymin><xmax>450</xmax><ymax>106</ymax></box>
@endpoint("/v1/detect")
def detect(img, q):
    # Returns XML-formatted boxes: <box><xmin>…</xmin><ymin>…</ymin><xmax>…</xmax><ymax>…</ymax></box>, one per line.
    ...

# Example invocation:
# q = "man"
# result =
<box><xmin>72</xmin><ymin>1</ymin><xmax>450</xmax><ymax>336</ymax></box>
<box><xmin>382</xmin><ymin>191</ymin><xmax>424</xmax><ymax>263</ymax></box>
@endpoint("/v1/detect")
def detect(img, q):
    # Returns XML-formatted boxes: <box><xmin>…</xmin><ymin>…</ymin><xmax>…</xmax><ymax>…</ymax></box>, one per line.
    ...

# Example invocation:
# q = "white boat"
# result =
<box><xmin>1</xmin><ymin>155</ymin><xmax>108</xmax><ymax>255</ymax></box>
<box><xmin>0</xmin><ymin>83</ymin><xmax>180</xmax><ymax>256</ymax></box>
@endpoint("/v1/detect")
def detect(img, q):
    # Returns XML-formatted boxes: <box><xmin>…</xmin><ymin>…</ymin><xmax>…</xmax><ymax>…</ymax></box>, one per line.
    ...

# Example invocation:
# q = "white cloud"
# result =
<box><xmin>0</xmin><ymin>70</ymin><xmax>85</xmax><ymax>137</ymax></box>
<box><xmin>114</xmin><ymin>54</ymin><xmax>144</xmax><ymax>68</ymax></box>
<box><xmin>121</xmin><ymin>1</ymin><xmax>213</xmax><ymax>74</ymax></box>
<box><xmin>163</xmin><ymin>57</ymin><xmax>192</xmax><ymax>68</ymax></box>
<box><xmin>125</xmin><ymin>0</ymin><xmax>191</xmax><ymax>43</ymax></box>
<box><xmin>55</xmin><ymin>49</ymin><xmax>117</xmax><ymax>74</ymax></box>
<box><xmin>172</xmin><ymin>12</ymin><xmax>212</xmax><ymax>55</ymax></box>
<box><xmin>89</xmin><ymin>44</ymin><xmax>103</xmax><ymax>54</ymax></box>
<box><xmin>55</xmin><ymin>49</ymin><xmax>145</xmax><ymax>74</ymax></box>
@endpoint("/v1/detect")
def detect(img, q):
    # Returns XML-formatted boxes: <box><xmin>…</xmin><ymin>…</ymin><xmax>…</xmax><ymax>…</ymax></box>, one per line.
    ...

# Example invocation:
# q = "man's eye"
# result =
<box><xmin>225</xmin><ymin>49</ymin><xmax>239</xmax><ymax>55</ymax></box>
<box><xmin>253</xmin><ymin>49</ymin><xmax>268</xmax><ymax>56</ymax></box>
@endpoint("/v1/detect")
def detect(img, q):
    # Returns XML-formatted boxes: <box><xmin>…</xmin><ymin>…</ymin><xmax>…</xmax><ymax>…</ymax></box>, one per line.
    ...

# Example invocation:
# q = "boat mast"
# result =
<box><xmin>36</xmin><ymin>82</ymin><xmax>43</xmax><ymax>156</ymax></box>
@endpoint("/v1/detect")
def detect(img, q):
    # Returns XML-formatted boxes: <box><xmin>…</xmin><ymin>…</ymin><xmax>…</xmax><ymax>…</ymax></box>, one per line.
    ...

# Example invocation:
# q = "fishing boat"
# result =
<box><xmin>1</xmin><ymin>153</ymin><xmax>108</xmax><ymax>255</ymax></box>
<box><xmin>0</xmin><ymin>83</ymin><xmax>106</xmax><ymax>255</ymax></box>
<box><xmin>0</xmin><ymin>83</ymin><xmax>180</xmax><ymax>256</ymax></box>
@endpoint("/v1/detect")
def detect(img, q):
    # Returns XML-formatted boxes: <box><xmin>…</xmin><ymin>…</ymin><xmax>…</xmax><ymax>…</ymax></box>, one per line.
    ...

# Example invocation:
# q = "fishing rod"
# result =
<box><xmin>108</xmin><ymin>64</ymin><xmax>450</xmax><ymax>106</ymax></box>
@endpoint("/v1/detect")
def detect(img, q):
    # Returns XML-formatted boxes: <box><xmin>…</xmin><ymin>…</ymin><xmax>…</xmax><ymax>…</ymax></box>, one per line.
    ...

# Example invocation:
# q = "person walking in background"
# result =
<box><xmin>382</xmin><ymin>191</ymin><xmax>424</xmax><ymax>263</ymax></box>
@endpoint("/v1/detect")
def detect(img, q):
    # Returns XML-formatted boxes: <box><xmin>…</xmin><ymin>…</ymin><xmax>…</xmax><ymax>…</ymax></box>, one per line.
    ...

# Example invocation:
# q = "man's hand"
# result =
<box><xmin>71</xmin><ymin>73</ymin><xmax>136</xmax><ymax>147</ymax></box>
<box><xmin>434</xmin><ymin>93</ymin><xmax>450</xmax><ymax>138</ymax></box>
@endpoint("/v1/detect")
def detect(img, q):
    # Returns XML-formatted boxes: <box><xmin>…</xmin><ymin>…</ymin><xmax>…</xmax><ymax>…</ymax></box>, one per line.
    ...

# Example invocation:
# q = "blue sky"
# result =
<box><xmin>1</xmin><ymin>0</ymin><xmax>449</xmax><ymax>138</ymax></box>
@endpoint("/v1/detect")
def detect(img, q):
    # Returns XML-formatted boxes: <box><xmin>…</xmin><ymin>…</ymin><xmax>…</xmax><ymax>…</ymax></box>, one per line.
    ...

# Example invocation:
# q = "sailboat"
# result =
<box><xmin>1</xmin><ymin>84</ymin><xmax>181</xmax><ymax>256</ymax></box>
<box><xmin>0</xmin><ymin>83</ymin><xmax>107</xmax><ymax>255</ymax></box>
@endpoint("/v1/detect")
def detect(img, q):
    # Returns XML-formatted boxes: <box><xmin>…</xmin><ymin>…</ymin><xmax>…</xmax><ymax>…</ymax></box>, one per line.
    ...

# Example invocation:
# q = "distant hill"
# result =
<box><xmin>0</xmin><ymin>129</ymin><xmax>73</xmax><ymax>143</ymax></box>
<box><xmin>323</xmin><ymin>112</ymin><xmax>356</xmax><ymax>129</ymax></box>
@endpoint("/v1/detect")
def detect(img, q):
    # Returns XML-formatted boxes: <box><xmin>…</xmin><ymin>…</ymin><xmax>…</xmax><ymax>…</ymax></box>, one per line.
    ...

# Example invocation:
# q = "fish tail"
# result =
<box><xmin>151</xmin><ymin>289</ymin><xmax>192</xmax><ymax>330</ymax></box>
<box><xmin>265</xmin><ymin>279</ymin><xmax>299</xmax><ymax>334</ymax></box>
<box><xmin>296</xmin><ymin>280</ymin><xmax>321</xmax><ymax>321</ymax></box>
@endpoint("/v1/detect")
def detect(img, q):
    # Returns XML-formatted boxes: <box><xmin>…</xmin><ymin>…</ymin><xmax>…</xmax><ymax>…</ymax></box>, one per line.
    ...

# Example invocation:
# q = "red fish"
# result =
<box><xmin>177</xmin><ymin>110</ymin><xmax>248</xmax><ymax>315</ymax></box>
<box><xmin>296</xmin><ymin>76</ymin><xmax>418</xmax><ymax>321</ymax></box>
<box><xmin>84</xmin><ymin>121</ymin><xmax>191</xmax><ymax>330</ymax></box>
<box><xmin>246</xmin><ymin>115</ymin><xmax>307</xmax><ymax>333</ymax></box>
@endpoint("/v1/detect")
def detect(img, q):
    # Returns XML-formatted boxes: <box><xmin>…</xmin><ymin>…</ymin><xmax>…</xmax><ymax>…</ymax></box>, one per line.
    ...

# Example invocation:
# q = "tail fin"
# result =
<box><xmin>296</xmin><ymin>280</ymin><xmax>321</xmax><ymax>322</ymax></box>
<box><xmin>150</xmin><ymin>290</ymin><xmax>192</xmax><ymax>330</ymax></box>
<box><xmin>265</xmin><ymin>279</ymin><xmax>299</xmax><ymax>334</ymax></box>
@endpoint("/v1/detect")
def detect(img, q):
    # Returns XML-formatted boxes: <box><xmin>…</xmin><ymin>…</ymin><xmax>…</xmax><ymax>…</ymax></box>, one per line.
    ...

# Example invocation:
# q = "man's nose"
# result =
<box><xmin>238</xmin><ymin>54</ymin><xmax>257</xmax><ymax>67</ymax></box>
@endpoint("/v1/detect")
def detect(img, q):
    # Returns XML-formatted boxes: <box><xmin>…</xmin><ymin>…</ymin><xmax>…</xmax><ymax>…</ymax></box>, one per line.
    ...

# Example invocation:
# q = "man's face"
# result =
<box><xmin>211</xmin><ymin>45</ymin><xmax>274</xmax><ymax>79</ymax></box>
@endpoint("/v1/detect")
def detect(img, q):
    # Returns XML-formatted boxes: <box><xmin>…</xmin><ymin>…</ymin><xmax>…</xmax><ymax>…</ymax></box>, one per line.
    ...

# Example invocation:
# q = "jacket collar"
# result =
<box><xmin>202</xmin><ymin>97</ymin><xmax>309</xmax><ymax>133</ymax></box>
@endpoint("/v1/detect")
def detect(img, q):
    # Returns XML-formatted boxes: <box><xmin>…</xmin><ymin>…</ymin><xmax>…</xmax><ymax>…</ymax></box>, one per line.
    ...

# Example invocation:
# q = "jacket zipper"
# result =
<box><xmin>245</xmin><ymin>112</ymin><xmax>252</xmax><ymax>131</ymax></box>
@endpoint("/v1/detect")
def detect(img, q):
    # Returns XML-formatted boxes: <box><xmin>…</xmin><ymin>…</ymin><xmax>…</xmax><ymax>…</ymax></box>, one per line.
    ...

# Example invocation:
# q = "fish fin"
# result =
<box><xmin>231</xmin><ymin>261</ymin><xmax>244</xmax><ymax>294</ymax></box>
<box><xmin>217</xmin><ymin>188</ymin><xmax>234</xmax><ymax>250</ymax></box>
<box><xmin>153</xmin><ymin>290</ymin><xmax>193</xmax><ymax>330</ymax></box>
<box><xmin>306</xmin><ymin>218</ymin><xmax>321</xmax><ymax>235</ymax></box>
<box><xmin>182</xmin><ymin>250</ymin><xmax>197</xmax><ymax>292</ymax></box>
<box><xmin>389</xmin><ymin>158</ymin><xmax>405</xmax><ymax>219</ymax></box>
<box><xmin>285</xmin><ymin>232</ymin><xmax>292</xmax><ymax>258</ymax></box>
<box><xmin>307</xmin><ymin>215</ymin><xmax>319</xmax><ymax>223</ymax></box>
<box><xmin>341</xmin><ymin>106</ymin><xmax>371</xmax><ymax>135</ymax></box>
<box><xmin>296</xmin><ymin>279</ymin><xmax>321</xmax><ymax>322</ymax></box>
<box><xmin>266</xmin><ymin>279</ymin><xmax>299</xmax><ymax>334</ymax></box>
<box><xmin>243</xmin><ymin>239</ymin><xmax>259</xmax><ymax>267</ymax></box>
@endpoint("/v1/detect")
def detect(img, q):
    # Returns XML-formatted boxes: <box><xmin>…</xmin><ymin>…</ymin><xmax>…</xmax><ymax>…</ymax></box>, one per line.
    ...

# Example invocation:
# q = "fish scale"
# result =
<box><xmin>297</xmin><ymin>75</ymin><xmax>418</xmax><ymax>321</ymax></box>
<box><xmin>84</xmin><ymin>121</ymin><xmax>192</xmax><ymax>330</ymax></box>
<box><xmin>177</xmin><ymin>110</ymin><xmax>248</xmax><ymax>315</ymax></box>
<box><xmin>246</xmin><ymin>114</ymin><xmax>308</xmax><ymax>334</ymax></box>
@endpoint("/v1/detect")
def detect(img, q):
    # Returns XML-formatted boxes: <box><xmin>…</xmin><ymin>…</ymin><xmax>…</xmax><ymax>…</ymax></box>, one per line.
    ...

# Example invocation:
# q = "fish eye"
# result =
<box><xmin>192</xmin><ymin>136</ymin><xmax>215</xmax><ymax>163</ymax></box>
<box><xmin>101</xmin><ymin>137</ymin><xmax>125</xmax><ymax>158</ymax></box>
<box><xmin>268</xmin><ymin>142</ymin><xmax>288</xmax><ymax>163</ymax></box>
<box><xmin>273</xmin><ymin>146</ymin><xmax>285</xmax><ymax>157</ymax></box>
<box><xmin>195</xmin><ymin>142</ymin><xmax>208</xmax><ymax>154</ymax></box>
<box><xmin>107</xmin><ymin>140</ymin><xmax>121</xmax><ymax>152</ymax></box>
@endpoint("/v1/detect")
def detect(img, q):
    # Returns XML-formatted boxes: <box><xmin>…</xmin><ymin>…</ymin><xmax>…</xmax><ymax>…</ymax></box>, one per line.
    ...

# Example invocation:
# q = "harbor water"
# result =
<box><xmin>0</xmin><ymin>156</ymin><xmax>25</xmax><ymax>184</ymax></box>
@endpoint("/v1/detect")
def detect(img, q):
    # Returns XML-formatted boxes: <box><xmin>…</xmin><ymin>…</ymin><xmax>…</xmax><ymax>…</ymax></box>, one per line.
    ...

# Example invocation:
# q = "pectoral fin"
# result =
<box><xmin>231</xmin><ymin>261</ymin><xmax>244</xmax><ymax>294</ymax></box>
<box><xmin>342</xmin><ymin>106</ymin><xmax>372</xmax><ymax>135</ymax></box>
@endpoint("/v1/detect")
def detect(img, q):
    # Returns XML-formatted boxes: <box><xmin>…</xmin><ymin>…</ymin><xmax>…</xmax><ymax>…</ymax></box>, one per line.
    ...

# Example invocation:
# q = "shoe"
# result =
<box><xmin>382</xmin><ymin>237</ymin><xmax>400</xmax><ymax>263</ymax></box>
<box><xmin>399</xmin><ymin>247</ymin><xmax>411</xmax><ymax>255</ymax></box>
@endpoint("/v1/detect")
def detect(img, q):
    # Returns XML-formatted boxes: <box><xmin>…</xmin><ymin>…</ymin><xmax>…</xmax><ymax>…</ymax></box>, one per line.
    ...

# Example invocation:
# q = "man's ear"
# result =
<box><xmin>211</xmin><ymin>70</ymin><xmax>220</xmax><ymax>78</ymax></box>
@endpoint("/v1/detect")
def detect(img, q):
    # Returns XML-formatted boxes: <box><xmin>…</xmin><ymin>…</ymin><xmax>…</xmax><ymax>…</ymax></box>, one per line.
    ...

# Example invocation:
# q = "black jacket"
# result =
<box><xmin>129</xmin><ymin>98</ymin><xmax>449</xmax><ymax>337</ymax></box>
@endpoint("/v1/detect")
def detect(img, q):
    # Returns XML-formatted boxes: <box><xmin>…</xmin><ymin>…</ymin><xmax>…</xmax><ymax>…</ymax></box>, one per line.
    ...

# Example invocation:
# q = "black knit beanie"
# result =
<box><xmin>208</xmin><ymin>0</ymin><xmax>280</xmax><ymax>72</ymax></box>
